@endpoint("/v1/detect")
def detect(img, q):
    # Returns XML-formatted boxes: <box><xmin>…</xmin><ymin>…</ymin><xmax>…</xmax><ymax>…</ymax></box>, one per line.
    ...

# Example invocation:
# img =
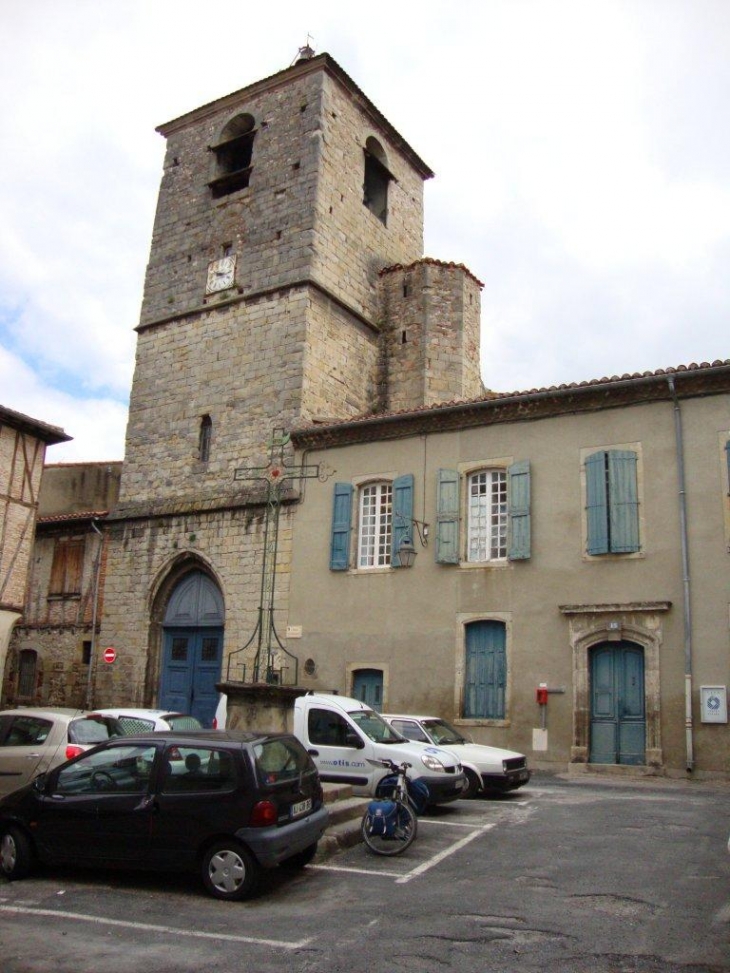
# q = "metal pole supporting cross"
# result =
<box><xmin>232</xmin><ymin>428</ymin><xmax>331</xmax><ymax>684</ymax></box>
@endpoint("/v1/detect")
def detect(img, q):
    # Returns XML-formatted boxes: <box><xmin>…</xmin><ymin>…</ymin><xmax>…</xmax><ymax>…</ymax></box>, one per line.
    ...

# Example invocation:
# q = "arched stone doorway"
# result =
<box><xmin>561</xmin><ymin>602</ymin><xmax>668</xmax><ymax>770</ymax></box>
<box><xmin>159</xmin><ymin>571</ymin><xmax>224</xmax><ymax>727</ymax></box>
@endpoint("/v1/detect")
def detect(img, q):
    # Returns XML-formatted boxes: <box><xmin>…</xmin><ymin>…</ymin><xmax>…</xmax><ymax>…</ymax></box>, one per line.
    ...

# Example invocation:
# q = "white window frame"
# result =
<box><xmin>467</xmin><ymin>469</ymin><xmax>507</xmax><ymax>562</ymax></box>
<box><xmin>358</xmin><ymin>481</ymin><xmax>393</xmax><ymax>568</ymax></box>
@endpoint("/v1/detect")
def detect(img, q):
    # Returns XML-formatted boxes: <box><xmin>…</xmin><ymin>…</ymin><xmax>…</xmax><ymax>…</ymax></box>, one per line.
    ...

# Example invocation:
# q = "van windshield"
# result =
<box><xmin>349</xmin><ymin>710</ymin><xmax>404</xmax><ymax>744</ymax></box>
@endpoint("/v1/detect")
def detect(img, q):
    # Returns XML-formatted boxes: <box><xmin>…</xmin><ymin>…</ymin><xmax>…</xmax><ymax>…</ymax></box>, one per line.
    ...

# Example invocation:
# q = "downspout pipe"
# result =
<box><xmin>667</xmin><ymin>377</ymin><xmax>694</xmax><ymax>772</ymax></box>
<box><xmin>85</xmin><ymin>520</ymin><xmax>104</xmax><ymax>710</ymax></box>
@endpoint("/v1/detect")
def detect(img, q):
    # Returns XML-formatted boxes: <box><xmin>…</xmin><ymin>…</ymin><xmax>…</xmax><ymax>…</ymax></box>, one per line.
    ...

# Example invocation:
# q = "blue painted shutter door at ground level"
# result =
<box><xmin>507</xmin><ymin>460</ymin><xmax>531</xmax><ymax>560</ymax></box>
<box><xmin>330</xmin><ymin>482</ymin><xmax>353</xmax><ymax>570</ymax></box>
<box><xmin>436</xmin><ymin>469</ymin><xmax>460</xmax><ymax>563</ymax></box>
<box><xmin>159</xmin><ymin>629</ymin><xmax>223</xmax><ymax>727</ymax></box>
<box><xmin>590</xmin><ymin>642</ymin><xmax>645</xmax><ymax>765</ymax></box>
<box><xmin>589</xmin><ymin>647</ymin><xmax>617</xmax><ymax>762</ymax></box>
<box><xmin>725</xmin><ymin>440</ymin><xmax>730</xmax><ymax>490</ymax></box>
<box><xmin>160</xmin><ymin>631</ymin><xmax>195</xmax><ymax>715</ymax></box>
<box><xmin>585</xmin><ymin>451</ymin><xmax>609</xmax><ymax>555</ymax></box>
<box><xmin>193</xmin><ymin>631</ymin><xmax>224</xmax><ymax>727</ymax></box>
<box><xmin>464</xmin><ymin>621</ymin><xmax>506</xmax><ymax>719</ymax></box>
<box><xmin>617</xmin><ymin>646</ymin><xmax>645</xmax><ymax>765</ymax></box>
<box><xmin>607</xmin><ymin>450</ymin><xmax>640</xmax><ymax>553</ymax></box>
<box><xmin>352</xmin><ymin>670</ymin><xmax>384</xmax><ymax>710</ymax></box>
<box><xmin>391</xmin><ymin>473</ymin><xmax>414</xmax><ymax>567</ymax></box>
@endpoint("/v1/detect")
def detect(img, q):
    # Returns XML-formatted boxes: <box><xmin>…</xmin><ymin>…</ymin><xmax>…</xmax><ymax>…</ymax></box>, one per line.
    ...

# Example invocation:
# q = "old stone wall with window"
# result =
<box><xmin>2</xmin><ymin>462</ymin><xmax>119</xmax><ymax>709</ymax></box>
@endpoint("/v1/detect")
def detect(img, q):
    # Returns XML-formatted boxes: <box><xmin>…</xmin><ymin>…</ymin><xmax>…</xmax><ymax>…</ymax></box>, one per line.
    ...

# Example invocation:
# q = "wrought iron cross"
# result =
<box><xmin>231</xmin><ymin>428</ymin><xmax>331</xmax><ymax>684</ymax></box>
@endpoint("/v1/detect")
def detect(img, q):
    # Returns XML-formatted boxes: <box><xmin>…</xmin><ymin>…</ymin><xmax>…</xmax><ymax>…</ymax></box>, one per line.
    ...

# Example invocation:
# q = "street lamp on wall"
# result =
<box><xmin>395</xmin><ymin>516</ymin><xmax>429</xmax><ymax>568</ymax></box>
<box><xmin>396</xmin><ymin>536</ymin><xmax>417</xmax><ymax>568</ymax></box>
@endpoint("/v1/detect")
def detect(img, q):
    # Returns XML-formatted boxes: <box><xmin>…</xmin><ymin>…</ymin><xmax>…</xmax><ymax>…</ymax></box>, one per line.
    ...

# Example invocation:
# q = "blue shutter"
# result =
<box><xmin>330</xmin><ymin>482</ymin><xmax>353</xmax><ymax>570</ymax></box>
<box><xmin>725</xmin><ymin>440</ymin><xmax>730</xmax><ymax>492</ymax></box>
<box><xmin>507</xmin><ymin>460</ymin><xmax>531</xmax><ymax>560</ymax></box>
<box><xmin>585</xmin><ymin>451</ymin><xmax>609</xmax><ymax>555</ymax></box>
<box><xmin>391</xmin><ymin>474</ymin><xmax>414</xmax><ymax>567</ymax></box>
<box><xmin>436</xmin><ymin>469</ymin><xmax>460</xmax><ymax>564</ymax></box>
<box><xmin>607</xmin><ymin>450</ymin><xmax>640</xmax><ymax>553</ymax></box>
<box><xmin>464</xmin><ymin>621</ymin><xmax>506</xmax><ymax>719</ymax></box>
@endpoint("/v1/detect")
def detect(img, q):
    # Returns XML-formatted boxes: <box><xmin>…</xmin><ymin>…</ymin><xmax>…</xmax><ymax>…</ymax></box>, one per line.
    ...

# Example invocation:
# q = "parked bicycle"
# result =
<box><xmin>361</xmin><ymin>759</ymin><xmax>418</xmax><ymax>855</ymax></box>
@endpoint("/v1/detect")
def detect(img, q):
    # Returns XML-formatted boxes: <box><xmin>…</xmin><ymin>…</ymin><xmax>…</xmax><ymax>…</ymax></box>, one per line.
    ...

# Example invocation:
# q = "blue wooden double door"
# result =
<box><xmin>590</xmin><ymin>641</ymin><xmax>646</xmax><ymax>765</ymax></box>
<box><xmin>352</xmin><ymin>669</ymin><xmax>383</xmax><ymax>710</ymax></box>
<box><xmin>158</xmin><ymin>572</ymin><xmax>224</xmax><ymax>728</ymax></box>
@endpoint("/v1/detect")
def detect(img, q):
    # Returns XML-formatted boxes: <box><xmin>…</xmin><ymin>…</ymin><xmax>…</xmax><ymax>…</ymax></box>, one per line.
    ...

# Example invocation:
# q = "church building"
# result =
<box><xmin>91</xmin><ymin>50</ymin><xmax>730</xmax><ymax>780</ymax></box>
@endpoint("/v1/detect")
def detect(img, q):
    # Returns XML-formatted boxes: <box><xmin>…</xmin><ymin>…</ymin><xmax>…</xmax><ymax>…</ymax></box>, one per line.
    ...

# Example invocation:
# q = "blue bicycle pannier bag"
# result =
<box><xmin>366</xmin><ymin>800</ymin><xmax>398</xmax><ymax>837</ymax></box>
<box><xmin>375</xmin><ymin>774</ymin><xmax>430</xmax><ymax>814</ymax></box>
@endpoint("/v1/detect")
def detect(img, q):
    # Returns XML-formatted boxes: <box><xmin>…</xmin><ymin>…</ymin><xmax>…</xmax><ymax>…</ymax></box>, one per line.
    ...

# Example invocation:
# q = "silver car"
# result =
<box><xmin>92</xmin><ymin>708</ymin><xmax>202</xmax><ymax>733</ymax></box>
<box><xmin>0</xmin><ymin>708</ymin><xmax>124</xmax><ymax>797</ymax></box>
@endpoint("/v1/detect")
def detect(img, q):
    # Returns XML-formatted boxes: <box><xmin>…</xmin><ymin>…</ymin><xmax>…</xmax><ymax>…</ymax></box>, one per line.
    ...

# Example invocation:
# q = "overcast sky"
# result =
<box><xmin>1</xmin><ymin>0</ymin><xmax>728</xmax><ymax>462</ymax></box>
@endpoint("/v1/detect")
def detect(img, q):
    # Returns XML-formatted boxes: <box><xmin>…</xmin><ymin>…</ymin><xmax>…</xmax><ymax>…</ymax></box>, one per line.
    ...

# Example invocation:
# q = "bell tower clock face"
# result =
<box><xmin>206</xmin><ymin>254</ymin><xmax>236</xmax><ymax>294</ymax></box>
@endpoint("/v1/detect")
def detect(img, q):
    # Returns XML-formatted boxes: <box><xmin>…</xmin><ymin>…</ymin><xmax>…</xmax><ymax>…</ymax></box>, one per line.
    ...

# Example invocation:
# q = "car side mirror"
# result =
<box><xmin>32</xmin><ymin>773</ymin><xmax>47</xmax><ymax>794</ymax></box>
<box><xmin>344</xmin><ymin>730</ymin><xmax>365</xmax><ymax>750</ymax></box>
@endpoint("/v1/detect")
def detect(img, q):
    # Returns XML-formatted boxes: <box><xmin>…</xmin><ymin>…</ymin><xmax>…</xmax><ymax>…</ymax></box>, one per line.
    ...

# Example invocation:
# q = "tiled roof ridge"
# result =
<box><xmin>380</xmin><ymin>257</ymin><xmax>485</xmax><ymax>289</ymax></box>
<box><xmin>37</xmin><ymin>510</ymin><xmax>110</xmax><ymax>525</ymax></box>
<box><xmin>44</xmin><ymin>461</ymin><xmax>121</xmax><ymax>469</ymax></box>
<box><xmin>294</xmin><ymin>358</ymin><xmax>730</xmax><ymax>433</ymax></box>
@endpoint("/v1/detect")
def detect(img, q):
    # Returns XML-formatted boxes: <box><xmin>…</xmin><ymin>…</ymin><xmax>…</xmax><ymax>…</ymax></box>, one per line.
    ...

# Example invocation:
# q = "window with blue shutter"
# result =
<box><xmin>331</xmin><ymin>476</ymin><xmax>416</xmax><ymax>571</ymax></box>
<box><xmin>436</xmin><ymin>469</ymin><xmax>460</xmax><ymax>564</ymax></box>
<box><xmin>586</xmin><ymin>449</ymin><xmax>640</xmax><ymax>555</ymax></box>
<box><xmin>391</xmin><ymin>474</ymin><xmax>414</xmax><ymax>568</ymax></box>
<box><xmin>507</xmin><ymin>460</ymin><xmax>531</xmax><ymax>560</ymax></box>
<box><xmin>330</xmin><ymin>483</ymin><xmax>353</xmax><ymax>570</ymax></box>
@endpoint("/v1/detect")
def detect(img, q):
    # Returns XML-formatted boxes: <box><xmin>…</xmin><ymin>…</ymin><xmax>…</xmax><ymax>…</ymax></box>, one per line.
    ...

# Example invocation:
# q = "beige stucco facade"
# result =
<box><xmin>287</xmin><ymin>369</ymin><xmax>730</xmax><ymax>779</ymax></box>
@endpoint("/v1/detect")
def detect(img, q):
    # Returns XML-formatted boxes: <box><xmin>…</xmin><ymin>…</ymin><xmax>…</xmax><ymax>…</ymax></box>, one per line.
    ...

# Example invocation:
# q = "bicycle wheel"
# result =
<box><xmin>361</xmin><ymin>801</ymin><xmax>418</xmax><ymax>856</ymax></box>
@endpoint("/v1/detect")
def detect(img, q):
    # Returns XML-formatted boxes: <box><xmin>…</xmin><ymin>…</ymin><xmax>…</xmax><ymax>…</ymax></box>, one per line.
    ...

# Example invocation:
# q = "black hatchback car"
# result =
<box><xmin>0</xmin><ymin>729</ymin><xmax>328</xmax><ymax>900</ymax></box>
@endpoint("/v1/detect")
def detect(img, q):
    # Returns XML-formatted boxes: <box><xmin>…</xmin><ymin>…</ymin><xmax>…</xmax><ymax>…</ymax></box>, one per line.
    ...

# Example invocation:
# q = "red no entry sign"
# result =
<box><xmin>102</xmin><ymin>647</ymin><xmax>117</xmax><ymax>664</ymax></box>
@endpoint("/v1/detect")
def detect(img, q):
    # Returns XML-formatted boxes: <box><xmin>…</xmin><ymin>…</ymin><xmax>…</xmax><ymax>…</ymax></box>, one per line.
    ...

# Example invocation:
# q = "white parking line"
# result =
<box><xmin>395</xmin><ymin>823</ymin><xmax>495</xmax><ymax>884</ymax></box>
<box><xmin>0</xmin><ymin>905</ymin><xmax>312</xmax><ymax>949</ymax></box>
<box><xmin>418</xmin><ymin>817</ymin><xmax>485</xmax><ymax>829</ymax></box>
<box><xmin>311</xmin><ymin>863</ymin><xmax>402</xmax><ymax>878</ymax></box>
<box><xmin>312</xmin><ymin>821</ymin><xmax>496</xmax><ymax>883</ymax></box>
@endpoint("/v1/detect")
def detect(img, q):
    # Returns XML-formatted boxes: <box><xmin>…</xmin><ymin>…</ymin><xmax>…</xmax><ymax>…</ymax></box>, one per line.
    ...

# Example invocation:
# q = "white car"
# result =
<box><xmin>93</xmin><ymin>708</ymin><xmax>202</xmax><ymax>734</ymax></box>
<box><xmin>381</xmin><ymin>714</ymin><xmax>530</xmax><ymax>798</ymax></box>
<box><xmin>0</xmin><ymin>708</ymin><xmax>125</xmax><ymax>797</ymax></box>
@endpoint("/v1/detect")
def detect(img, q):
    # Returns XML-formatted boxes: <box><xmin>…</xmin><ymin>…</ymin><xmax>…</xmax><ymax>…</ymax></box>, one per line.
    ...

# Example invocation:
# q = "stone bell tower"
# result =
<box><xmin>97</xmin><ymin>52</ymin><xmax>443</xmax><ymax>716</ymax></box>
<box><xmin>117</xmin><ymin>51</ymin><xmax>434</xmax><ymax>512</ymax></box>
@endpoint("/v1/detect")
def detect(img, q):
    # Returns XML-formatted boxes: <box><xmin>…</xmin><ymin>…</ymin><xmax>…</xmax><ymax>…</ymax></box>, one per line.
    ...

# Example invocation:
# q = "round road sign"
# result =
<box><xmin>102</xmin><ymin>647</ymin><xmax>117</xmax><ymax>664</ymax></box>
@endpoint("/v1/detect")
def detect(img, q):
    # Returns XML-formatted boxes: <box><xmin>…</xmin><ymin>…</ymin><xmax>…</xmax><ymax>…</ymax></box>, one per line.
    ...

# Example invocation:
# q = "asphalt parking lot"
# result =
<box><xmin>1</xmin><ymin>773</ymin><xmax>729</xmax><ymax>973</ymax></box>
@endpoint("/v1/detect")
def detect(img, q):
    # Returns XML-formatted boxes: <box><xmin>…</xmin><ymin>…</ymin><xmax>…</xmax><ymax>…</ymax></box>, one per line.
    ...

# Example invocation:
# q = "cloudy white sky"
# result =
<box><xmin>1</xmin><ymin>0</ymin><xmax>728</xmax><ymax>461</ymax></box>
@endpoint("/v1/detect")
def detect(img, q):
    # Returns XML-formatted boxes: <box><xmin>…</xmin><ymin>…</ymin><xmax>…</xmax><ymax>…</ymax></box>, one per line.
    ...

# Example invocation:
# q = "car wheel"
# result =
<box><xmin>463</xmin><ymin>769</ymin><xmax>482</xmax><ymax>799</ymax></box>
<box><xmin>280</xmin><ymin>842</ymin><xmax>318</xmax><ymax>869</ymax></box>
<box><xmin>0</xmin><ymin>826</ymin><xmax>35</xmax><ymax>880</ymax></box>
<box><xmin>201</xmin><ymin>840</ymin><xmax>260</xmax><ymax>901</ymax></box>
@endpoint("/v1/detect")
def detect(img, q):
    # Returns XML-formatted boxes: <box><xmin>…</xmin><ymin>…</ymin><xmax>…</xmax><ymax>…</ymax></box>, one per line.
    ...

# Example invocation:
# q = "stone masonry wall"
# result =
<box><xmin>379</xmin><ymin>261</ymin><xmax>484</xmax><ymax>414</ymax></box>
<box><xmin>309</xmin><ymin>74</ymin><xmax>425</xmax><ymax>319</ymax></box>
<box><xmin>120</xmin><ymin>289</ymin><xmax>309</xmax><ymax>506</ymax></box>
<box><xmin>139</xmin><ymin>71</ymin><xmax>326</xmax><ymax>327</ymax></box>
<box><xmin>97</xmin><ymin>505</ymin><xmax>295</xmax><ymax>707</ymax></box>
<box><xmin>301</xmin><ymin>290</ymin><xmax>381</xmax><ymax>422</ymax></box>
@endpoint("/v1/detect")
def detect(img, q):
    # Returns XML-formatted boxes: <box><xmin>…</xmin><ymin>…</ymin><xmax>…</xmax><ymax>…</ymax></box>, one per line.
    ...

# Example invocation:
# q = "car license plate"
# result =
<box><xmin>291</xmin><ymin>798</ymin><xmax>312</xmax><ymax>818</ymax></box>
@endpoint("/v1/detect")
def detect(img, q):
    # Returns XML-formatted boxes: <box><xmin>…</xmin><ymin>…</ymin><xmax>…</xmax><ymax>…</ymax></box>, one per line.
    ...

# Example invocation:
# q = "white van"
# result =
<box><xmin>215</xmin><ymin>692</ymin><xmax>466</xmax><ymax>804</ymax></box>
<box><xmin>292</xmin><ymin>694</ymin><xmax>466</xmax><ymax>803</ymax></box>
